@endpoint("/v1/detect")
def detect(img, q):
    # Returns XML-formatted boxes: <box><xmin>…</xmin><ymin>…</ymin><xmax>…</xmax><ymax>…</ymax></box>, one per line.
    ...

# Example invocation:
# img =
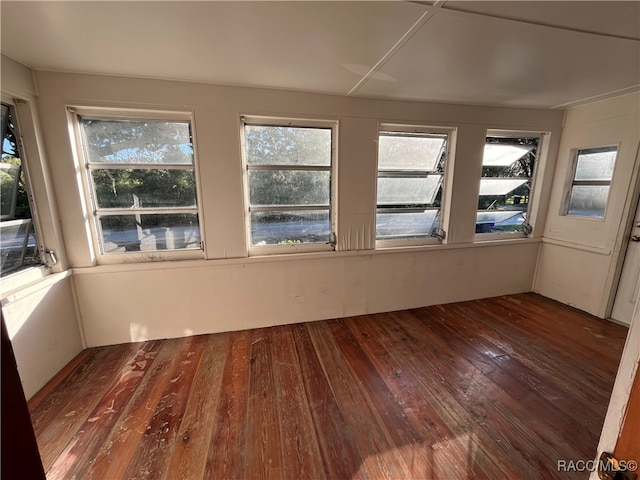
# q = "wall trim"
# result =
<box><xmin>71</xmin><ymin>237</ymin><xmax>541</xmax><ymax>277</ymax></box>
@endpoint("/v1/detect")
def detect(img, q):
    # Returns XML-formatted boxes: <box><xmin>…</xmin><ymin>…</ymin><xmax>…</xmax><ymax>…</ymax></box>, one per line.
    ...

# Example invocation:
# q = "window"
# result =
<box><xmin>376</xmin><ymin>126</ymin><xmax>450</xmax><ymax>244</ymax></box>
<box><xmin>1</xmin><ymin>102</ymin><xmax>42</xmax><ymax>275</ymax></box>
<box><xmin>563</xmin><ymin>146</ymin><xmax>618</xmax><ymax>219</ymax></box>
<box><xmin>476</xmin><ymin>133</ymin><xmax>540</xmax><ymax>235</ymax></box>
<box><xmin>76</xmin><ymin>111</ymin><xmax>202</xmax><ymax>257</ymax></box>
<box><xmin>243</xmin><ymin>118</ymin><xmax>335</xmax><ymax>253</ymax></box>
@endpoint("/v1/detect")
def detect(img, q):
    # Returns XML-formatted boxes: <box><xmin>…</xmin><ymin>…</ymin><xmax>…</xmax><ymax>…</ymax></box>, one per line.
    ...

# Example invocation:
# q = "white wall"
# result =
<box><xmin>1</xmin><ymin>56</ymin><xmax>83</xmax><ymax>398</ymax></box>
<box><xmin>535</xmin><ymin>93</ymin><xmax>640</xmax><ymax>318</ymax></box>
<box><xmin>2</xmin><ymin>273</ymin><xmax>83</xmax><ymax>399</ymax></box>
<box><xmin>33</xmin><ymin>71</ymin><xmax>564</xmax><ymax>346</ymax></box>
<box><xmin>73</xmin><ymin>242</ymin><xmax>539</xmax><ymax>346</ymax></box>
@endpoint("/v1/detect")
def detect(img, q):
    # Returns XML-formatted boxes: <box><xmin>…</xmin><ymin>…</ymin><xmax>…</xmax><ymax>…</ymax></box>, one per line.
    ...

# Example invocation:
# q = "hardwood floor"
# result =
<box><xmin>28</xmin><ymin>293</ymin><xmax>628</xmax><ymax>479</ymax></box>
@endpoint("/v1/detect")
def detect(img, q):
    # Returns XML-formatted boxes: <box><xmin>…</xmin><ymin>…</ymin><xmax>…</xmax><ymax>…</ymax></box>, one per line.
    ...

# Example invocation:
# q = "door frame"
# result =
<box><xmin>591</xmin><ymin>298</ymin><xmax>640</xmax><ymax>479</ymax></box>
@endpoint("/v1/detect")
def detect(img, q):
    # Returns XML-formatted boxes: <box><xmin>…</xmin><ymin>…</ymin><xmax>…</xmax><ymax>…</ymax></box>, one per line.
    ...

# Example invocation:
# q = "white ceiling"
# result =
<box><xmin>1</xmin><ymin>1</ymin><xmax>639</xmax><ymax>109</ymax></box>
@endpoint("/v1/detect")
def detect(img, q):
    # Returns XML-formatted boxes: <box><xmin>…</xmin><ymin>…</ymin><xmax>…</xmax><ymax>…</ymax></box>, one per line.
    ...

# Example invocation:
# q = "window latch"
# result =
<box><xmin>44</xmin><ymin>250</ymin><xmax>58</xmax><ymax>267</ymax></box>
<box><xmin>327</xmin><ymin>232</ymin><xmax>337</xmax><ymax>248</ymax></box>
<box><xmin>434</xmin><ymin>228</ymin><xmax>446</xmax><ymax>241</ymax></box>
<box><xmin>522</xmin><ymin>222</ymin><xmax>533</xmax><ymax>235</ymax></box>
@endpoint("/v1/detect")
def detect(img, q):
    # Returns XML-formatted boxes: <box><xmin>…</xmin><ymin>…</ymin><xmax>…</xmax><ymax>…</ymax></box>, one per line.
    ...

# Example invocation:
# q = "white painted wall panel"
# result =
<box><xmin>74</xmin><ymin>241</ymin><xmax>538</xmax><ymax>347</ymax></box>
<box><xmin>536</xmin><ymin>93</ymin><xmax>640</xmax><ymax>317</ymax></box>
<box><xmin>535</xmin><ymin>243</ymin><xmax>612</xmax><ymax>315</ymax></box>
<box><xmin>0</xmin><ymin>55</ymin><xmax>36</xmax><ymax>98</ymax></box>
<box><xmin>2</xmin><ymin>274</ymin><xmax>83</xmax><ymax>399</ymax></box>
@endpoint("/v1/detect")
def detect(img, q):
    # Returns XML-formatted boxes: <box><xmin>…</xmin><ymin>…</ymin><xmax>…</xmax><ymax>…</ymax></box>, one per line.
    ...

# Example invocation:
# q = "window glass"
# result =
<box><xmin>378</xmin><ymin>135</ymin><xmax>445</xmax><ymax>170</ymax></box>
<box><xmin>91</xmin><ymin>169</ymin><xmax>197</xmax><ymax>209</ymax></box>
<box><xmin>248</xmin><ymin>170</ymin><xmax>330</xmax><ymax>206</ymax></box>
<box><xmin>244</xmin><ymin>123</ymin><xmax>334</xmax><ymax>250</ymax></box>
<box><xmin>80</xmin><ymin>117</ymin><xmax>201</xmax><ymax>255</ymax></box>
<box><xmin>250</xmin><ymin>210</ymin><xmax>331</xmax><ymax>246</ymax></box>
<box><xmin>377</xmin><ymin>176</ymin><xmax>442</xmax><ymax>205</ymax></box>
<box><xmin>245</xmin><ymin>126</ymin><xmax>330</xmax><ymax>166</ymax></box>
<box><xmin>0</xmin><ymin>103</ymin><xmax>42</xmax><ymax>275</ymax></box>
<box><xmin>564</xmin><ymin>146</ymin><xmax>617</xmax><ymax>219</ymax></box>
<box><xmin>476</xmin><ymin>135</ymin><xmax>539</xmax><ymax>235</ymax></box>
<box><xmin>376</xmin><ymin>130</ymin><xmax>448</xmax><ymax>242</ymax></box>
<box><xmin>573</xmin><ymin>147</ymin><xmax>617</xmax><ymax>181</ymax></box>
<box><xmin>376</xmin><ymin>210</ymin><xmax>439</xmax><ymax>239</ymax></box>
<box><xmin>567</xmin><ymin>185</ymin><xmax>610</xmax><ymax>217</ymax></box>
<box><xmin>83</xmin><ymin>120</ymin><xmax>193</xmax><ymax>164</ymax></box>
<box><xmin>99</xmin><ymin>214</ymin><xmax>200</xmax><ymax>253</ymax></box>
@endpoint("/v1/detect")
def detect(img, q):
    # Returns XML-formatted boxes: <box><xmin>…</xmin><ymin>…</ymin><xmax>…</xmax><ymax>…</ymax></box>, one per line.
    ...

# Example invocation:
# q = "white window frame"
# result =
<box><xmin>241</xmin><ymin>115</ymin><xmax>337</xmax><ymax>256</ymax></box>
<box><xmin>70</xmin><ymin>106</ymin><xmax>205</xmax><ymax>264</ymax></box>
<box><xmin>474</xmin><ymin>129</ymin><xmax>543</xmax><ymax>241</ymax></box>
<box><xmin>561</xmin><ymin>144</ymin><xmax>618</xmax><ymax>221</ymax></box>
<box><xmin>375</xmin><ymin>124</ymin><xmax>453</xmax><ymax>249</ymax></box>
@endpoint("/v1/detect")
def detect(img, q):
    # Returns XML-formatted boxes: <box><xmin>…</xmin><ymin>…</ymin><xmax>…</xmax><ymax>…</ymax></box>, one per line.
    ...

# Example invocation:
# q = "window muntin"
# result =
<box><xmin>0</xmin><ymin>102</ymin><xmax>42</xmax><ymax>275</ymax></box>
<box><xmin>476</xmin><ymin>134</ymin><xmax>539</xmax><ymax>235</ymax></box>
<box><xmin>79</xmin><ymin>116</ymin><xmax>202</xmax><ymax>255</ymax></box>
<box><xmin>376</xmin><ymin>129</ymin><xmax>448</xmax><ymax>242</ymax></box>
<box><xmin>244</xmin><ymin>122</ymin><xmax>334</xmax><ymax>250</ymax></box>
<box><xmin>564</xmin><ymin>146</ymin><xmax>618</xmax><ymax>219</ymax></box>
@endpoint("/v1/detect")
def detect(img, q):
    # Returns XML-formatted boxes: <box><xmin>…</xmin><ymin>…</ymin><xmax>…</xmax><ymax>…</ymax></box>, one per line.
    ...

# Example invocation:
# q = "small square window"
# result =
<box><xmin>243</xmin><ymin>120</ymin><xmax>335</xmax><ymax>253</ymax></box>
<box><xmin>563</xmin><ymin>146</ymin><xmax>618</xmax><ymax>219</ymax></box>
<box><xmin>376</xmin><ymin>127</ymin><xmax>450</xmax><ymax>244</ymax></box>
<box><xmin>76</xmin><ymin>114</ymin><xmax>202</xmax><ymax>257</ymax></box>
<box><xmin>476</xmin><ymin>133</ymin><xmax>540</xmax><ymax>235</ymax></box>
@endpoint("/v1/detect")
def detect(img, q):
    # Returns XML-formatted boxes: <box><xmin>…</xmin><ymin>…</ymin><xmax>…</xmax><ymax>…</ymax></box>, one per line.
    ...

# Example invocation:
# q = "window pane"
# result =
<box><xmin>99</xmin><ymin>214</ymin><xmax>200</xmax><ymax>253</ymax></box>
<box><xmin>377</xmin><ymin>175</ymin><xmax>442</xmax><ymax>205</ymax></box>
<box><xmin>483</xmin><ymin>144</ymin><xmax>533</xmax><ymax>167</ymax></box>
<box><xmin>248</xmin><ymin>170</ymin><xmax>330</xmax><ymax>206</ymax></box>
<box><xmin>477</xmin><ymin>135</ymin><xmax>538</xmax><ymax>235</ymax></box>
<box><xmin>376</xmin><ymin>210</ymin><xmax>439</xmax><ymax>239</ymax></box>
<box><xmin>574</xmin><ymin>146</ymin><xmax>617</xmax><ymax>181</ymax></box>
<box><xmin>378</xmin><ymin>134</ymin><xmax>445</xmax><ymax>170</ymax></box>
<box><xmin>92</xmin><ymin>169</ymin><xmax>197</xmax><ymax>209</ymax></box>
<box><xmin>1</xmin><ymin>103</ymin><xmax>41</xmax><ymax>275</ymax></box>
<box><xmin>82</xmin><ymin>119</ymin><xmax>194</xmax><ymax>164</ymax></box>
<box><xmin>475</xmin><ymin>210</ymin><xmax>526</xmax><ymax>233</ymax></box>
<box><xmin>479</xmin><ymin>178</ymin><xmax>529</xmax><ymax>196</ymax></box>
<box><xmin>0</xmin><ymin>220</ymin><xmax>39</xmax><ymax>273</ymax></box>
<box><xmin>567</xmin><ymin>185</ymin><xmax>609</xmax><ymax>218</ymax></box>
<box><xmin>245</xmin><ymin>125</ymin><xmax>331</xmax><ymax>166</ymax></box>
<box><xmin>250</xmin><ymin>210</ymin><xmax>330</xmax><ymax>245</ymax></box>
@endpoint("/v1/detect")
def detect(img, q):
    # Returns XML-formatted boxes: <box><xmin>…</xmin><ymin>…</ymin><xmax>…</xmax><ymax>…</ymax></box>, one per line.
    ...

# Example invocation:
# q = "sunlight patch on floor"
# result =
<box><xmin>355</xmin><ymin>432</ymin><xmax>480</xmax><ymax>479</ymax></box>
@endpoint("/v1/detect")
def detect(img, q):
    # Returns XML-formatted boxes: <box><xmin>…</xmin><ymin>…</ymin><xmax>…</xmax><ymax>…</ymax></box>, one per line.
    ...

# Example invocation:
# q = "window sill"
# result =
<box><xmin>474</xmin><ymin>232</ymin><xmax>528</xmax><ymax>242</ymax></box>
<box><xmin>0</xmin><ymin>265</ymin><xmax>56</xmax><ymax>299</ymax></box>
<box><xmin>71</xmin><ymin>237</ymin><xmax>542</xmax><ymax>276</ymax></box>
<box><xmin>0</xmin><ymin>265</ymin><xmax>50</xmax><ymax>298</ymax></box>
<box><xmin>248</xmin><ymin>243</ymin><xmax>334</xmax><ymax>257</ymax></box>
<box><xmin>92</xmin><ymin>249</ymin><xmax>205</xmax><ymax>266</ymax></box>
<box><xmin>375</xmin><ymin>238</ymin><xmax>442</xmax><ymax>249</ymax></box>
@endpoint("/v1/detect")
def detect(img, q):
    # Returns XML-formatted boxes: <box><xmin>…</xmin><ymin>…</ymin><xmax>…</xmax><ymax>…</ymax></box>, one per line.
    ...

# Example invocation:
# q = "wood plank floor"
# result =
<box><xmin>28</xmin><ymin>293</ymin><xmax>628</xmax><ymax>480</ymax></box>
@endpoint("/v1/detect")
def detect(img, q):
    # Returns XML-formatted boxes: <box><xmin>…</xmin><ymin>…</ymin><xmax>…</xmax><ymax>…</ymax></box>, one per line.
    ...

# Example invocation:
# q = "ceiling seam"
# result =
<box><xmin>551</xmin><ymin>84</ymin><xmax>640</xmax><ymax>110</ymax></box>
<box><xmin>347</xmin><ymin>1</ymin><xmax>446</xmax><ymax>97</ymax></box>
<box><xmin>436</xmin><ymin>6</ymin><xmax>640</xmax><ymax>43</ymax></box>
